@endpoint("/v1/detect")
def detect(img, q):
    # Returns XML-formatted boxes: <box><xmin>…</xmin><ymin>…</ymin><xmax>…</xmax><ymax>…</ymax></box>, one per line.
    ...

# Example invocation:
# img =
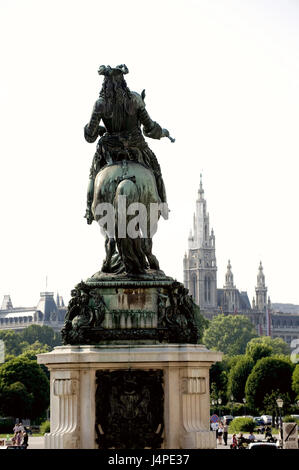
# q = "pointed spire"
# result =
<box><xmin>198</xmin><ymin>173</ymin><xmax>204</xmax><ymax>199</ymax></box>
<box><xmin>224</xmin><ymin>259</ymin><xmax>235</xmax><ymax>288</ymax></box>
<box><xmin>1</xmin><ymin>295</ymin><xmax>13</xmax><ymax>310</ymax></box>
<box><xmin>257</xmin><ymin>261</ymin><xmax>265</xmax><ymax>287</ymax></box>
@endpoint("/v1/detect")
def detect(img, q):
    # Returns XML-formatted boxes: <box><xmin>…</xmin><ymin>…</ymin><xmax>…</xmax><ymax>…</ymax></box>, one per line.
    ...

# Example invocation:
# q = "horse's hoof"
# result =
<box><xmin>101</xmin><ymin>262</ymin><xmax>110</xmax><ymax>273</ymax></box>
<box><xmin>84</xmin><ymin>209</ymin><xmax>94</xmax><ymax>224</ymax></box>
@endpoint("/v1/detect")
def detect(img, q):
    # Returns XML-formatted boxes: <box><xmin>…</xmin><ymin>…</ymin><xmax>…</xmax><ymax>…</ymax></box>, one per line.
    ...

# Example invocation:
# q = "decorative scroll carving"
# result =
<box><xmin>181</xmin><ymin>370</ymin><xmax>207</xmax><ymax>435</ymax></box>
<box><xmin>181</xmin><ymin>377</ymin><xmax>206</xmax><ymax>394</ymax></box>
<box><xmin>45</xmin><ymin>377</ymin><xmax>80</xmax><ymax>449</ymax></box>
<box><xmin>61</xmin><ymin>279</ymin><xmax>199</xmax><ymax>345</ymax></box>
<box><xmin>53</xmin><ymin>378</ymin><xmax>78</xmax><ymax>396</ymax></box>
<box><xmin>95</xmin><ymin>369</ymin><xmax>164</xmax><ymax>449</ymax></box>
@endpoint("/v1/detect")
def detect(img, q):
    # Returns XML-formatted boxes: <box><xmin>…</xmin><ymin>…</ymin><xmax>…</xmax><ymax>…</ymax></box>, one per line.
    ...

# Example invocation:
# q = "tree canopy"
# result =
<box><xmin>227</xmin><ymin>356</ymin><xmax>254</xmax><ymax>403</ymax></box>
<box><xmin>20</xmin><ymin>324</ymin><xmax>61</xmax><ymax>349</ymax></box>
<box><xmin>202</xmin><ymin>314</ymin><xmax>257</xmax><ymax>355</ymax></box>
<box><xmin>246</xmin><ymin>336</ymin><xmax>290</xmax><ymax>355</ymax></box>
<box><xmin>245</xmin><ymin>342</ymin><xmax>273</xmax><ymax>362</ymax></box>
<box><xmin>0</xmin><ymin>356</ymin><xmax>49</xmax><ymax>419</ymax></box>
<box><xmin>245</xmin><ymin>357</ymin><xmax>295</xmax><ymax>413</ymax></box>
<box><xmin>0</xmin><ymin>325</ymin><xmax>61</xmax><ymax>359</ymax></box>
<box><xmin>292</xmin><ymin>364</ymin><xmax>299</xmax><ymax>398</ymax></box>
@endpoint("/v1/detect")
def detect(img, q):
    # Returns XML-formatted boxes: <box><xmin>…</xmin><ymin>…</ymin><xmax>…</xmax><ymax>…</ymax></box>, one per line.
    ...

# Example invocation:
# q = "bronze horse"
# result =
<box><xmin>92</xmin><ymin>160</ymin><xmax>168</xmax><ymax>274</ymax></box>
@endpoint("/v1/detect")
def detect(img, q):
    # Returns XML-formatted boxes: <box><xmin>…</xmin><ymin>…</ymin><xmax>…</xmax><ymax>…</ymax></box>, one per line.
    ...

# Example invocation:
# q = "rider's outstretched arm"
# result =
<box><xmin>84</xmin><ymin>99</ymin><xmax>104</xmax><ymax>143</ymax></box>
<box><xmin>138</xmin><ymin>105</ymin><xmax>163</xmax><ymax>140</ymax></box>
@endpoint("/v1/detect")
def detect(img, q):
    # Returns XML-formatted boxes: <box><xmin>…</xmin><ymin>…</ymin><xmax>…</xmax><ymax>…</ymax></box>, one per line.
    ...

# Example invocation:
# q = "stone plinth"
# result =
<box><xmin>61</xmin><ymin>275</ymin><xmax>199</xmax><ymax>345</ymax></box>
<box><xmin>37</xmin><ymin>344</ymin><xmax>222</xmax><ymax>449</ymax></box>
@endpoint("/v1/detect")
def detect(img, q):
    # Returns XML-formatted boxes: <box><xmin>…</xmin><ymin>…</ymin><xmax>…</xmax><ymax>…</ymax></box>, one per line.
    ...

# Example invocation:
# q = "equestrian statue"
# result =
<box><xmin>84</xmin><ymin>64</ymin><xmax>174</xmax><ymax>275</ymax></box>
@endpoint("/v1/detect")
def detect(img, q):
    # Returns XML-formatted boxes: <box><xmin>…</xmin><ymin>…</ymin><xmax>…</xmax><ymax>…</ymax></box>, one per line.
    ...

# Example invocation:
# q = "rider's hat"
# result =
<box><xmin>98</xmin><ymin>64</ymin><xmax>129</xmax><ymax>77</ymax></box>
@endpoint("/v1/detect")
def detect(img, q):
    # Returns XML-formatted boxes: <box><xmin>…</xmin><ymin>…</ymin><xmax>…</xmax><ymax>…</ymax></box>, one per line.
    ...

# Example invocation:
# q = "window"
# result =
<box><xmin>204</xmin><ymin>276</ymin><xmax>211</xmax><ymax>303</ymax></box>
<box><xmin>192</xmin><ymin>275</ymin><xmax>197</xmax><ymax>303</ymax></box>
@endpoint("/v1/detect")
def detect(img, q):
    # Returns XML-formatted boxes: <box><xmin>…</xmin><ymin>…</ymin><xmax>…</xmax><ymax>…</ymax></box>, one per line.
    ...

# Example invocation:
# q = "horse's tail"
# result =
<box><xmin>114</xmin><ymin>179</ymin><xmax>147</xmax><ymax>273</ymax></box>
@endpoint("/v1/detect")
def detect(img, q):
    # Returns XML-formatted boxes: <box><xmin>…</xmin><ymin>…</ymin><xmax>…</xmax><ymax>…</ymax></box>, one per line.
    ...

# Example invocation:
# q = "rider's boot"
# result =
<box><xmin>85</xmin><ymin>177</ymin><xmax>95</xmax><ymax>224</ymax></box>
<box><xmin>84</xmin><ymin>206</ymin><xmax>94</xmax><ymax>225</ymax></box>
<box><xmin>155</xmin><ymin>175</ymin><xmax>169</xmax><ymax>219</ymax></box>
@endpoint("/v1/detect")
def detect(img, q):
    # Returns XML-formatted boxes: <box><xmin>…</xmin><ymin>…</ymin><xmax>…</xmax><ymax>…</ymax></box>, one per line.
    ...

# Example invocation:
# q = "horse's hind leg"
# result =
<box><xmin>101</xmin><ymin>235</ymin><xmax>116</xmax><ymax>272</ymax></box>
<box><xmin>114</xmin><ymin>179</ymin><xmax>147</xmax><ymax>274</ymax></box>
<box><xmin>142</xmin><ymin>238</ymin><xmax>160</xmax><ymax>270</ymax></box>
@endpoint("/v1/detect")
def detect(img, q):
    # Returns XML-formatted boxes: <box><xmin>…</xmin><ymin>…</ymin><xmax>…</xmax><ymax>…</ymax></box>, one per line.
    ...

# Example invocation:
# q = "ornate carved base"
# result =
<box><xmin>43</xmin><ymin>371</ymin><xmax>80</xmax><ymax>449</ymax></box>
<box><xmin>95</xmin><ymin>369</ymin><xmax>164</xmax><ymax>449</ymax></box>
<box><xmin>61</xmin><ymin>273</ymin><xmax>199</xmax><ymax>345</ymax></box>
<box><xmin>37</xmin><ymin>344</ymin><xmax>222</xmax><ymax>449</ymax></box>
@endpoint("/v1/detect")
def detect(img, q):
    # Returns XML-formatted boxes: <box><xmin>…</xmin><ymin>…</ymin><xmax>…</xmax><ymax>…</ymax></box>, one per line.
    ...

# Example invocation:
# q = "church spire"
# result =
<box><xmin>198</xmin><ymin>173</ymin><xmax>204</xmax><ymax>200</ymax></box>
<box><xmin>188</xmin><ymin>175</ymin><xmax>212</xmax><ymax>249</ymax></box>
<box><xmin>224</xmin><ymin>260</ymin><xmax>235</xmax><ymax>288</ymax></box>
<box><xmin>255</xmin><ymin>261</ymin><xmax>267</xmax><ymax>312</ymax></box>
<box><xmin>184</xmin><ymin>177</ymin><xmax>217</xmax><ymax>311</ymax></box>
<box><xmin>257</xmin><ymin>261</ymin><xmax>265</xmax><ymax>288</ymax></box>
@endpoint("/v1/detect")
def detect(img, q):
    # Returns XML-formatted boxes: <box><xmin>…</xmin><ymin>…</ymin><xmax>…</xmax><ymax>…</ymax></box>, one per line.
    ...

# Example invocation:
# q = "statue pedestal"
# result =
<box><xmin>38</xmin><ymin>344</ymin><xmax>222</xmax><ymax>449</ymax></box>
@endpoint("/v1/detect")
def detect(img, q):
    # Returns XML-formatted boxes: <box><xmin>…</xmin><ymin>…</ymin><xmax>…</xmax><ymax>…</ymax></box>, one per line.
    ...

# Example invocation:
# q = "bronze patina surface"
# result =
<box><xmin>61</xmin><ymin>65</ymin><xmax>200</xmax><ymax>346</ymax></box>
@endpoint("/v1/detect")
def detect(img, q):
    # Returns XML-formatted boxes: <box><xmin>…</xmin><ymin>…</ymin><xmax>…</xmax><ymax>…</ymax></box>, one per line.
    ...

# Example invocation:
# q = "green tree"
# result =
<box><xmin>193</xmin><ymin>304</ymin><xmax>209</xmax><ymax>343</ymax></box>
<box><xmin>19</xmin><ymin>342</ymin><xmax>51</xmax><ymax>379</ymax></box>
<box><xmin>202</xmin><ymin>314</ymin><xmax>257</xmax><ymax>355</ymax></box>
<box><xmin>0</xmin><ymin>381</ymin><xmax>34</xmax><ymax>419</ymax></box>
<box><xmin>227</xmin><ymin>356</ymin><xmax>254</xmax><ymax>403</ymax></box>
<box><xmin>292</xmin><ymin>364</ymin><xmax>299</xmax><ymax>398</ymax></box>
<box><xmin>245</xmin><ymin>342</ymin><xmax>273</xmax><ymax>363</ymax></box>
<box><xmin>0</xmin><ymin>356</ymin><xmax>49</xmax><ymax>420</ymax></box>
<box><xmin>246</xmin><ymin>336</ymin><xmax>290</xmax><ymax>355</ymax></box>
<box><xmin>210</xmin><ymin>361</ymin><xmax>228</xmax><ymax>402</ymax></box>
<box><xmin>245</xmin><ymin>357</ymin><xmax>295</xmax><ymax>413</ymax></box>
<box><xmin>263</xmin><ymin>390</ymin><xmax>292</xmax><ymax>426</ymax></box>
<box><xmin>0</xmin><ymin>330</ymin><xmax>23</xmax><ymax>356</ymax></box>
<box><xmin>20</xmin><ymin>341</ymin><xmax>51</xmax><ymax>358</ymax></box>
<box><xmin>20</xmin><ymin>325</ymin><xmax>61</xmax><ymax>349</ymax></box>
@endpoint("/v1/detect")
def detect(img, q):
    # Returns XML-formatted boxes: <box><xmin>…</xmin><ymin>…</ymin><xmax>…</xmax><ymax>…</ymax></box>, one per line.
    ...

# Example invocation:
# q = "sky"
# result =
<box><xmin>0</xmin><ymin>0</ymin><xmax>299</xmax><ymax>308</ymax></box>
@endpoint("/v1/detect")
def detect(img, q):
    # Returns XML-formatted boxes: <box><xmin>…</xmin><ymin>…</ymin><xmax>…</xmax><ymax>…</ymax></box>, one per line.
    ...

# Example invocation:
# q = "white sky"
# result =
<box><xmin>0</xmin><ymin>0</ymin><xmax>299</xmax><ymax>308</ymax></box>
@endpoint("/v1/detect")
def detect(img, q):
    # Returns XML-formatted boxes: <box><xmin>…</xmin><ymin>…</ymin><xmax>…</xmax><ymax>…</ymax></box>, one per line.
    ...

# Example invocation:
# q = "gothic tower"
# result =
<box><xmin>183</xmin><ymin>176</ymin><xmax>217</xmax><ymax>312</ymax></box>
<box><xmin>223</xmin><ymin>260</ymin><xmax>238</xmax><ymax>312</ymax></box>
<box><xmin>255</xmin><ymin>261</ymin><xmax>267</xmax><ymax>312</ymax></box>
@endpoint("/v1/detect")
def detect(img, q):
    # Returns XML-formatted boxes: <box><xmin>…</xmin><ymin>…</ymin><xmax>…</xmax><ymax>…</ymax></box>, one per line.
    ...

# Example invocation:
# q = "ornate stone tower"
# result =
<box><xmin>223</xmin><ymin>260</ymin><xmax>238</xmax><ymax>312</ymax></box>
<box><xmin>183</xmin><ymin>176</ymin><xmax>217</xmax><ymax>311</ymax></box>
<box><xmin>255</xmin><ymin>261</ymin><xmax>267</xmax><ymax>312</ymax></box>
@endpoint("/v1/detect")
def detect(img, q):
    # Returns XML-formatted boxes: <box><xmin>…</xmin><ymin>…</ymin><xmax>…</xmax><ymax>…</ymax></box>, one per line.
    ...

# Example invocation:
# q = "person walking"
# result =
<box><xmin>223</xmin><ymin>420</ymin><xmax>228</xmax><ymax>445</ymax></box>
<box><xmin>217</xmin><ymin>422</ymin><xmax>223</xmax><ymax>445</ymax></box>
<box><xmin>22</xmin><ymin>430</ymin><xmax>29</xmax><ymax>449</ymax></box>
<box><xmin>15</xmin><ymin>430</ymin><xmax>22</xmax><ymax>446</ymax></box>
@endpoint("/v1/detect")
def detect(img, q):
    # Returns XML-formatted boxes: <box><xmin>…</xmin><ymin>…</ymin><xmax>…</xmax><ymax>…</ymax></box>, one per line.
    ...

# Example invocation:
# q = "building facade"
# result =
<box><xmin>0</xmin><ymin>291</ymin><xmax>66</xmax><ymax>333</ymax></box>
<box><xmin>183</xmin><ymin>177</ymin><xmax>299</xmax><ymax>345</ymax></box>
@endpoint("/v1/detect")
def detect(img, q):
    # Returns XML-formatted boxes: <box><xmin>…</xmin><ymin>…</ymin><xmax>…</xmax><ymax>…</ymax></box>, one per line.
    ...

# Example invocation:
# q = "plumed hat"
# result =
<box><xmin>98</xmin><ymin>64</ymin><xmax>129</xmax><ymax>77</ymax></box>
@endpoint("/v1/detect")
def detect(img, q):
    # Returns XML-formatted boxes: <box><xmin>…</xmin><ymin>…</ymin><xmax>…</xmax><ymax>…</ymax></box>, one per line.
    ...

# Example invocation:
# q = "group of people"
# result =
<box><xmin>213</xmin><ymin>419</ymin><xmax>276</xmax><ymax>449</ymax></box>
<box><xmin>230</xmin><ymin>431</ymin><xmax>256</xmax><ymax>449</ymax></box>
<box><xmin>11</xmin><ymin>422</ymin><xmax>29</xmax><ymax>448</ymax></box>
<box><xmin>230</xmin><ymin>427</ymin><xmax>276</xmax><ymax>449</ymax></box>
<box><xmin>215</xmin><ymin>420</ymin><xmax>229</xmax><ymax>446</ymax></box>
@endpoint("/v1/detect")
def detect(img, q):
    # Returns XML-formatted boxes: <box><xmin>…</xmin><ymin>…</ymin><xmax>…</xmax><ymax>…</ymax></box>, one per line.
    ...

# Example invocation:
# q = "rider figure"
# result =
<box><xmin>84</xmin><ymin>64</ymin><xmax>169</xmax><ymax>224</ymax></box>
